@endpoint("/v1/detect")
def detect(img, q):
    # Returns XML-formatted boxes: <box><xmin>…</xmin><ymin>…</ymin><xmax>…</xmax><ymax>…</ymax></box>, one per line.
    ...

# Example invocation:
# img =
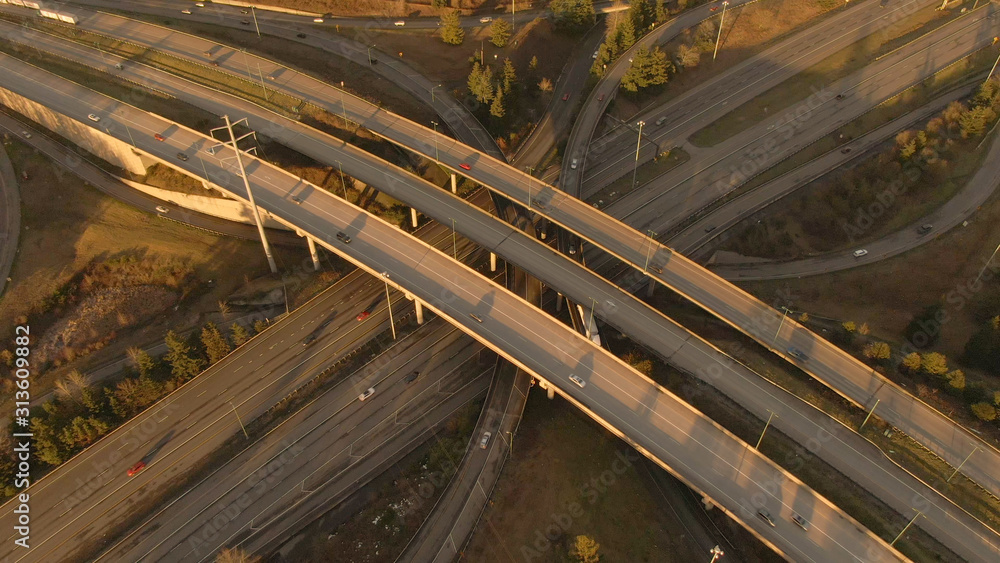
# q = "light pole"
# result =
<box><xmin>755</xmin><ymin>410</ymin><xmax>777</xmax><ymax>449</ymax></box>
<box><xmin>772</xmin><ymin>306</ymin><xmax>790</xmax><ymax>346</ymax></box>
<box><xmin>709</xmin><ymin>545</ymin><xmax>724</xmax><ymax>563</ymax></box>
<box><xmin>452</xmin><ymin>218</ymin><xmax>457</xmax><ymax>259</ymax></box>
<box><xmin>431</xmin><ymin>121</ymin><xmax>440</xmax><ymax>162</ymax></box>
<box><xmin>431</xmin><ymin>84</ymin><xmax>441</xmax><ymax>103</ymax></box>
<box><xmin>974</xmin><ymin>241</ymin><xmax>1000</xmax><ymax>284</ymax></box>
<box><xmin>335</xmin><ymin>160</ymin><xmax>348</xmax><ymax>200</ymax></box>
<box><xmin>251</xmin><ymin>5</ymin><xmax>261</xmax><ymax>37</ymax></box>
<box><xmin>891</xmin><ymin>510</ymin><xmax>922</xmax><ymax>546</ymax></box>
<box><xmin>947</xmin><ymin>445</ymin><xmax>980</xmax><ymax>483</ymax></box>
<box><xmin>631</xmin><ymin>120</ymin><xmax>645</xmax><ymax>192</ymax></box>
<box><xmin>381</xmin><ymin>272</ymin><xmax>396</xmax><ymax>340</ymax></box>
<box><xmin>643</xmin><ymin>230</ymin><xmax>658</xmax><ymax>272</ymax></box>
<box><xmin>526</xmin><ymin>166</ymin><xmax>534</xmax><ymax>208</ymax></box>
<box><xmin>713</xmin><ymin>1</ymin><xmax>730</xmax><ymax>61</ymax></box>
<box><xmin>588</xmin><ymin>297</ymin><xmax>597</xmax><ymax>340</ymax></box>
<box><xmin>368</xmin><ymin>45</ymin><xmax>376</xmax><ymax>66</ymax></box>
<box><xmin>230</xmin><ymin>401</ymin><xmax>249</xmax><ymax>438</ymax></box>
<box><xmin>987</xmin><ymin>48</ymin><xmax>1000</xmax><ymax>85</ymax></box>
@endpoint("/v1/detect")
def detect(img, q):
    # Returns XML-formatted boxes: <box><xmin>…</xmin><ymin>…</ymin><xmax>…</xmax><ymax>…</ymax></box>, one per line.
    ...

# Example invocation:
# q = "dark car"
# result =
<box><xmin>561</xmin><ymin>93</ymin><xmax>570</xmax><ymax>101</ymax></box>
<box><xmin>176</xmin><ymin>152</ymin><xmax>189</xmax><ymax>161</ymax></box>
<box><xmin>336</xmin><ymin>231</ymin><xmax>351</xmax><ymax>243</ymax></box>
<box><xmin>127</xmin><ymin>461</ymin><xmax>146</xmax><ymax>477</ymax></box>
<box><xmin>757</xmin><ymin>508</ymin><xmax>776</xmax><ymax>527</ymax></box>
<box><xmin>917</xmin><ymin>224</ymin><xmax>933</xmax><ymax>235</ymax></box>
<box><xmin>787</xmin><ymin>347</ymin><xmax>808</xmax><ymax>362</ymax></box>
<box><xmin>297</xmin><ymin>33</ymin><xmax>307</xmax><ymax>38</ymax></box>
<box><xmin>302</xmin><ymin>333</ymin><xmax>319</xmax><ymax>347</ymax></box>
<box><xmin>404</xmin><ymin>371</ymin><xmax>418</xmax><ymax>383</ymax></box>
<box><xmin>240</xmin><ymin>20</ymin><xmax>251</xmax><ymax>25</ymax></box>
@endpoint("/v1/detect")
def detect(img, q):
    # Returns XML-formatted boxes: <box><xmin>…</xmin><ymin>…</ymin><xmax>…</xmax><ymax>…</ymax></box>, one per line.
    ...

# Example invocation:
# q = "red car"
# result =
<box><xmin>356</xmin><ymin>310</ymin><xmax>371</xmax><ymax>321</ymax></box>
<box><xmin>127</xmin><ymin>461</ymin><xmax>146</xmax><ymax>477</ymax></box>
<box><xmin>710</xmin><ymin>5</ymin><xmax>719</xmax><ymax>11</ymax></box>
<box><xmin>459</xmin><ymin>163</ymin><xmax>471</xmax><ymax>171</ymax></box>
<box><xmin>561</xmin><ymin>93</ymin><xmax>570</xmax><ymax>101</ymax></box>
<box><xmin>154</xmin><ymin>133</ymin><xmax>165</xmax><ymax>141</ymax></box>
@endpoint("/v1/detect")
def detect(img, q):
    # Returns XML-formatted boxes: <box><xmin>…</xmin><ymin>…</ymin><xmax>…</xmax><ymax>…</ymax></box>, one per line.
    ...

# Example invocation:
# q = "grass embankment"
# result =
<box><xmin>585</xmin><ymin>147</ymin><xmax>689</xmax><ymax>206</ymax></box>
<box><xmin>689</xmin><ymin>2</ymin><xmax>963</xmax><ymax>147</ymax></box>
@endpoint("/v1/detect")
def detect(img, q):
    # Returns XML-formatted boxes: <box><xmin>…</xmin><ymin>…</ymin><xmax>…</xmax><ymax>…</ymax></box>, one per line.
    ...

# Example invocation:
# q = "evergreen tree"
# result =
<box><xmin>127</xmin><ymin>346</ymin><xmax>156</xmax><ymax>378</ymax></box>
<box><xmin>440</xmin><ymin>10</ymin><xmax>465</xmax><ymax>45</ymax></box>
<box><xmin>551</xmin><ymin>0</ymin><xmax>596</xmax><ymax>31</ymax></box>
<box><xmin>231</xmin><ymin>322</ymin><xmax>250</xmax><ymax>347</ymax></box>
<box><xmin>629</xmin><ymin>0</ymin><xmax>655</xmax><ymax>30</ymax></box>
<box><xmin>59</xmin><ymin>416</ymin><xmax>110</xmax><ymax>449</ymax></box>
<box><xmin>467</xmin><ymin>62</ymin><xmax>494</xmax><ymax>104</ymax></box>
<box><xmin>620</xmin><ymin>47</ymin><xmax>672</xmax><ymax>92</ymax></box>
<box><xmin>253</xmin><ymin>319</ymin><xmax>268</xmax><ymax>334</ymax></box>
<box><xmin>201</xmin><ymin>322</ymin><xmax>232</xmax><ymax>364</ymax></box>
<box><xmin>529</xmin><ymin>55</ymin><xmax>538</xmax><ymax>70</ymax></box>
<box><xmin>490</xmin><ymin>18</ymin><xmax>512</xmax><ymax>47</ymax></box>
<box><xmin>501</xmin><ymin>58</ymin><xmax>517</xmax><ymax>94</ymax></box>
<box><xmin>490</xmin><ymin>88</ymin><xmax>506</xmax><ymax>118</ymax></box>
<box><xmin>165</xmin><ymin>330</ymin><xmax>205</xmax><ymax>383</ymax></box>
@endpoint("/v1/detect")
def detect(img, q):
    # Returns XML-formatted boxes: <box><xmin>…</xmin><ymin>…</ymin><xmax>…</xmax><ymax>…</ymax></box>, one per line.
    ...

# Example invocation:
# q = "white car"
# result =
<box><xmin>313</xmin><ymin>18</ymin><xmax>324</xmax><ymax>23</ymax></box>
<box><xmin>479</xmin><ymin>431</ymin><xmax>491</xmax><ymax>449</ymax></box>
<box><xmin>853</xmin><ymin>249</ymin><xmax>868</xmax><ymax>258</ymax></box>
<box><xmin>394</xmin><ymin>20</ymin><xmax>405</xmax><ymax>27</ymax></box>
<box><xmin>181</xmin><ymin>9</ymin><xmax>192</xmax><ymax>14</ymax></box>
<box><xmin>155</xmin><ymin>205</ymin><xmax>169</xmax><ymax>213</ymax></box>
<box><xmin>480</xmin><ymin>16</ymin><xmax>493</xmax><ymax>23</ymax></box>
<box><xmin>358</xmin><ymin>387</ymin><xmax>375</xmax><ymax>401</ymax></box>
<box><xmin>569</xmin><ymin>374</ymin><xmax>586</xmax><ymax>388</ymax></box>
<box><xmin>195</xmin><ymin>2</ymin><xmax>204</xmax><ymax>6</ymax></box>
<box><xmin>21</xmin><ymin>131</ymin><xmax>31</xmax><ymax>139</ymax></box>
<box><xmin>87</xmin><ymin>114</ymin><xmax>100</xmax><ymax>122</ymax></box>
<box><xmin>570</xmin><ymin>158</ymin><xmax>578</xmax><ymax>170</ymax></box>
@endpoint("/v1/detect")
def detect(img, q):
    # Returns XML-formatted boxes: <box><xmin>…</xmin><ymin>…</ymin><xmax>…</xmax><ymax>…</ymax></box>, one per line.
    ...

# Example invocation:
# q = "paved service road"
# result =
<box><xmin>0</xmin><ymin>125</ymin><xmax>20</xmax><ymax>297</ymax></box>
<box><xmin>0</xmin><ymin>54</ymin><xmax>902</xmax><ymax>562</ymax></box>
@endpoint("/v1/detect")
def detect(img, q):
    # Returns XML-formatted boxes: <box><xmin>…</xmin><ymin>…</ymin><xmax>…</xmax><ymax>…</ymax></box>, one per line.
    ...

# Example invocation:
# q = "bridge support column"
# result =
<box><xmin>490</xmin><ymin>252</ymin><xmax>497</xmax><ymax>272</ymax></box>
<box><xmin>414</xmin><ymin>299</ymin><xmax>424</xmax><ymax>324</ymax></box>
<box><xmin>547</xmin><ymin>386</ymin><xmax>555</xmax><ymax>399</ymax></box>
<box><xmin>647</xmin><ymin>277</ymin><xmax>656</xmax><ymax>298</ymax></box>
<box><xmin>450</xmin><ymin>173</ymin><xmax>457</xmax><ymax>194</ymax></box>
<box><xmin>555</xmin><ymin>292</ymin><xmax>564</xmax><ymax>312</ymax></box>
<box><xmin>306</xmin><ymin>237</ymin><xmax>321</xmax><ymax>270</ymax></box>
<box><xmin>410</xmin><ymin>207</ymin><xmax>419</xmax><ymax>228</ymax></box>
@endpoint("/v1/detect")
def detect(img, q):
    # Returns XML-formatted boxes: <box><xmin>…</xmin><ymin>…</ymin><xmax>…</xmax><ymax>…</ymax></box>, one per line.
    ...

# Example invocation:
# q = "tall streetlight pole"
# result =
<box><xmin>755</xmin><ymin>410</ymin><xmax>777</xmax><ymax>449</ymax></box>
<box><xmin>772</xmin><ymin>306</ymin><xmax>790</xmax><ymax>346</ymax></box>
<box><xmin>213</xmin><ymin>115</ymin><xmax>277</xmax><ymax>273</ymax></box>
<box><xmin>631</xmin><ymin>120</ymin><xmax>645</xmax><ymax>192</ymax></box>
<box><xmin>643</xmin><ymin>230</ymin><xmax>658</xmax><ymax>272</ymax></box>
<box><xmin>709</xmin><ymin>545</ymin><xmax>724</xmax><ymax>563</ymax></box>
<box><xmin>988</xmin><ymin>49</ymin><xmax>1000</xmax><ymax>84</ymax></box>
<box><xmin>431</xmin><ymin>121</ymin><xmax>440</xmax><ymax>162</ymax></box>
<box><xmin>975</xmin><ymin>241</ymin><xmax>1000</xmax><ymax>284</ymax></box>
<box><xmin>713</xmin><ymin>1</ymin><xmax>730</xmax><ymax>61</ymax></box>
<box><xmin>526</xmin><ymin>166</ymin><xmax>534</xmax><ymax>209</ymax></box>
<box><xmin>230</xmin><ymin>401</ymin><xmax>249</xmax><ymax>438</ymax></box>
<box><xmin>368</xmin><ymin>45</ymin><xmax>376</xmax><ymax>66</ymax></box>
<box><xmin>431</xmin><ymin>84</ymin><xmax>441</xmax><ymax>103</ymax></box>
<box><xmin>335</xmin><ymin>160</ymin><xmax>348</xmax><ymax>200</ymax></box>
<box><xmin>452</xmin><ymin>218</ymin><xmax>457</xmax><ymax>259</ymax></box>
<box><xmin>381</xmin><ymin>272</ymin><xmax>396</xmax><ymax>340</ymax></box>
<box><xmin>891</xmin><ymin>510</ymin><xmax>922</xmax><ymax>546</ymax></box>
<box><xmin>251</xmin><ymin>6</ymin><xmax>261</xmax><ymax>38</ymax></box>
<box><xmin>587</xmin><ymin>297</ymin><xmax>598</xmax><ymax>340</ymax></box>
<box><xmin>947</xmin><ymin>445</ymin><xmax>980</xmax><ymax>483</ymax></box>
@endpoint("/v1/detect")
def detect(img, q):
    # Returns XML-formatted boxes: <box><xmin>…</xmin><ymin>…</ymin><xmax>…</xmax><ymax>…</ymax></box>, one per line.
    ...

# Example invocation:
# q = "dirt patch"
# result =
<box><xmin>34</xmin><ymin>285</ymin><xmax>178</xmax><ymax>365</ymax></box>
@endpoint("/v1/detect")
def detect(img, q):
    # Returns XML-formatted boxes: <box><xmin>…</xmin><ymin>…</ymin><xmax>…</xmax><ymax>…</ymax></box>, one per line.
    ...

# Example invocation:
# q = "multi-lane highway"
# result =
<box><xmin>16</xmin><ymin>26</ymin><xmax>993</xmax><ymax>560</ymax></box>
<box><xmin>0</xmin><ymin>53</ymin><xmax>903</xmax><ymax>561</ymax></box>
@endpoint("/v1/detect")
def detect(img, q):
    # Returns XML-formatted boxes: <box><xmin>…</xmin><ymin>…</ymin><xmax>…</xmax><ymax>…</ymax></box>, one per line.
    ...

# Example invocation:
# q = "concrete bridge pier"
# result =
<box><xmin>410</xmin><ymin>207</ymin><xmax>418</xmax><ymax>228</ymax></box>
<box><xmin>490</xmin><ymin>252</ymin><xmax>497</xmax><ymax>272</ymax></box>
<box><xmin>556</xmin><ymin>292</ymin><xmax>564</xmax><ymax>312</ymax></box>
<box><xmin>307</xmin><ymin>237</ymin><xmax>320</xmax><ymax>271</ymax></box>
<box><xmin>450</xmin><ymin>173</ymin><xmax>457</xmax><ymax>194</ymax></box>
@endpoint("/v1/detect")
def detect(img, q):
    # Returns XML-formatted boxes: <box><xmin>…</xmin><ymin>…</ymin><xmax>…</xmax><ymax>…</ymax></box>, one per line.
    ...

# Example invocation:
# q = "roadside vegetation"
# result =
<box><xmin>723</xmin><ymin>76</ymin><xmax>1000</xmax><ymax>260</ymax></box>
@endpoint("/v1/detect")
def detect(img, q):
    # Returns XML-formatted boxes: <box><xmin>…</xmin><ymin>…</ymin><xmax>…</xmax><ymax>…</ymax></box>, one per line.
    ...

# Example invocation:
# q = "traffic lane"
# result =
<box><xmin>581</xmin><ymin>0</ymin><xmax>938</xmax><ymax>189</ymax></box>
<box><xmin>572</xmin><ymin>364</ymin><xmax>900</xmax><ymax>562</ymax></box>
<box><xmin>115</xmin><ymin>323</ymin><xmax>475</xmax><ymax>562</ymax></box>
<box><xmin>669</xmin><ymin>340</ymin><xmax>1000</xmax><ymax>562</ymax></box>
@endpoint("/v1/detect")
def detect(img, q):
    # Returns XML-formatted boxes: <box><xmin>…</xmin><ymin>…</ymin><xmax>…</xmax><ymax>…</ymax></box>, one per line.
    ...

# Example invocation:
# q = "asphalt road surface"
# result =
<box><xmin>0</xmin><ymin>53</ymin><xmax>903</xmax><ymax>562</ymax></box>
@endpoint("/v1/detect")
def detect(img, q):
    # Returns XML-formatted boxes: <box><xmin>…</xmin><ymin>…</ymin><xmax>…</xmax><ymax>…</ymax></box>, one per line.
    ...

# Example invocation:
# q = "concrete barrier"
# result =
<box><xmin>209</xmin><ymin>0</ymin><xmax>323</xmax><ymax>17</ymax></box>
